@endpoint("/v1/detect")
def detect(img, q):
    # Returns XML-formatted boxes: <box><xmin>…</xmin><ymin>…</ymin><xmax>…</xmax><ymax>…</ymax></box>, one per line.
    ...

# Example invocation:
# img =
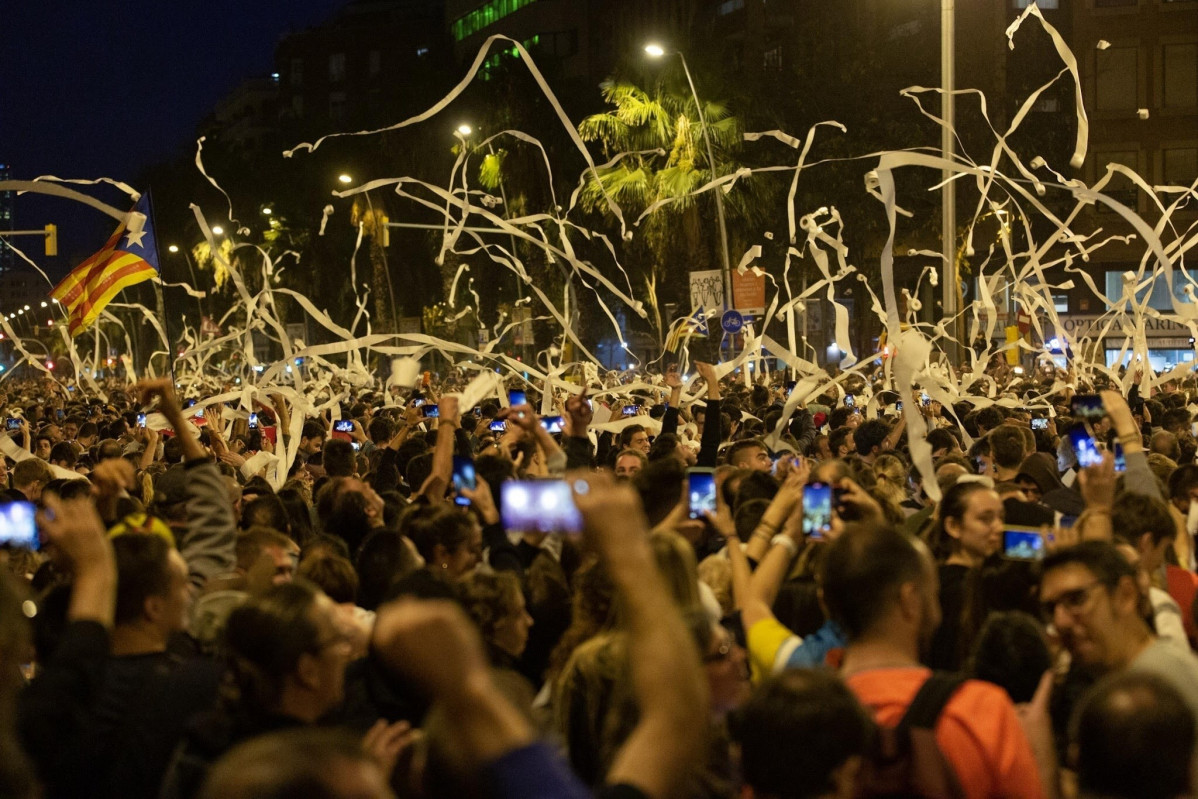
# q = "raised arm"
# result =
<box><xmin>417</xmin><ymin>395</ymin><xmax>459</xmax><ymax>501</ymax></box>
<box><xmin>573</xmin><ymin>473</ymin><xmax>708</xmax><ymax>798</ymax></box>
<box><xmin>695</xmin><ymin>361</ymin><xmax>723</xmax><ymax>468</ymax></box>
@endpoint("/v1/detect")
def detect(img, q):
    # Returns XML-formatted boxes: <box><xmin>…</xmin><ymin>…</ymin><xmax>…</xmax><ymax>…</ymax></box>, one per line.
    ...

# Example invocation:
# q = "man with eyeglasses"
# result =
<box><xmin>1039</xmin><ymin>541</ymin><xmax>1198</xmax><ymax>787</ymax></box>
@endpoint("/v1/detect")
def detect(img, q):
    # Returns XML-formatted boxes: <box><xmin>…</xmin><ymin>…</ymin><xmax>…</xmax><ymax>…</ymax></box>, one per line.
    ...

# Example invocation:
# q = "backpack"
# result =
<box><xmin>855</xmin><ymin>672</ymin><xmax>967</xmax><ymax>799</ymax></box>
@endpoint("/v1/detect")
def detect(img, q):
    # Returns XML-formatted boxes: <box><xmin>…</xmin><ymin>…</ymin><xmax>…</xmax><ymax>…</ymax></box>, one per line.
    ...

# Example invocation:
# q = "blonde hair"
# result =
<box><xmin>872</xmin><ymin>453</ymin><xmax>908</xmax><ymax>509</ymax></box>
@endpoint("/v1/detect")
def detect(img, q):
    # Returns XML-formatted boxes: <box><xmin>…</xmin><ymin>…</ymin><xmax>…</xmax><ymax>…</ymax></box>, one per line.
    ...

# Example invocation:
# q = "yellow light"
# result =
<box><xmin>644</xmin><ymin>43</ymin><xmax>666</xmax><ymax>58</ymax></box>
<box><xmin>338</xmin><ymin>174</ymin><xmax>353</xmax><ymax>184</ymax></box>
<box><xmin>168</xmin><ymin>244</ymin><xmax>179</xmax><ymax>253</ymax></box>
<box><xmin>212</xmin><ymin>225</ymin><xmax>224</xmax><ymax>235</ymax></box>
<box><xmin>262</xmin><ymin>207</ymin><xmax>272</xmax><ymax>215</ymax></box>
<box><xmin>456</xmin><ymin>124</ymin><xmax>473</xmax><ymax>136</ymax></box>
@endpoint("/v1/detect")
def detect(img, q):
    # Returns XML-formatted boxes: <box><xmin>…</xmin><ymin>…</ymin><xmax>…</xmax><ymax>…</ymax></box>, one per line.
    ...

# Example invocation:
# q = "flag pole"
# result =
<box><xmin>144</xmin><ymin>190</ymin><xmax>177</xmax><ymax>389</ymax></box>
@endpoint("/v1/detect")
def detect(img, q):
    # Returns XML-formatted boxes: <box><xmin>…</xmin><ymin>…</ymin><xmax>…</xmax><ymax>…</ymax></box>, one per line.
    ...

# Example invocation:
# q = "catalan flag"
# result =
<box><xmin>50</xmin><ymin>193</ymin><xmax>160</xmax><ymax>336</ymax></box>
<box><xmin>664</xmin><ymin>306</ymin><xmax>709</xmax><ymax>353</ymax></box>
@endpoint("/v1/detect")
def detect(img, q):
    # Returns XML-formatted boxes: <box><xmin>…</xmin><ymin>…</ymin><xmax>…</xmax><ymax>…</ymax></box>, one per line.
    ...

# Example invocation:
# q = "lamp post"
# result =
<box><xmin>645</xmin><ymin>43</ymin><xmax>734</xmax><ymax>313</ymax></box>
<box><xmin>939</xmin><ymin>0</ymin><xmax>959</xmax><ymax>361</ymax></box>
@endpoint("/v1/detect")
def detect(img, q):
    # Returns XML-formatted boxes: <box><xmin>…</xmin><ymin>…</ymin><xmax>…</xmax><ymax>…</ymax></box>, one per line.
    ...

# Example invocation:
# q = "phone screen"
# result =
<box><xmin>5</xmin><ymin>418</ymin><xmax>21</xmax><ymax>431</ymax></box>
<box><xmin>1068</xmin><ymin>424</ymin><xmax>1103</xmax><ymax>468</ymax></box>
<box><xmin>501</xmin><ymin>480</ymin><xmax>582</xmax><ymax>534</ymax></box>
<box><xmin>137</xmin><ymin>413</ymin><xmax>147</xmax><ymax>428</ymax></box>
<box><xmin>194</xmin><ymin>407</ymin><xmax>205</xmax><ymax>419</ymax></box>
<box><xmin>334</xmin><ymin>419</ymin><xmax>355</xmax><ymax>433</ymax></box>
<box><xmin>803</xmin><ymin>482</ymin><xmax>833</xmax><ymax>540</ymax></box>
<box><xmin>508</xmin><ymin>390</ymin><xmax>526</xmax><ymax>407</ymax></box>
<box><xmin>921</xmin><ymin>392</ymin><xmax>930</xmax><ymax>406</ymax></box>
<box><xmin>844</xmin><ymin>395</ymin><xmax>855</xmax><ymax>408</ymax></box>
<box><xmin>541</xmin><ymin>416</ymin><xmax>564</xmax><ymax>434</ymax></box>
<box><xmin>490</xmin><ymin>420</ymin><xmax>507</xmax><ymax>432</ymax></box>
<box><xmin>1114</xmin><ymin>442</ymin><xmax>1126</xmax><ymax>473</ymax></box>
<box><xmin>452</xmin><ymin>457</ymin><xmax>476</xmax><ymax>506</ymax></box>
<box><xmin>622</xmin><ymin>405</ymin><xmax>640</xmax><ymax>416</ymax></box>
<box><xmin>249</xmin><ymin>413</ymin><xmax>259</xmax><ymax>429</ymax></box>
<box><xmin>687</xmin><ymin>469</ymin><xmax>716</xmax><ymax>520</ymax></box>
<box><xmin>1003</xmin><ymin>527</ymin><xmax>1044</xmax><ymax>561</ymax></box>
<box><xmin>0</xmin><ymin>502</ymin><xmax>39</xmax><ymax>550</ymax></box>
<box><xmin>1071</xmin><ymin>395</ymin><xmax>1105</xmax><ymax>421</ymax></box>
<box><xmin>1031</xmin><ymin>417</ymin><xmax>1048</xmax><ymax>430</ymax></box>
<box><xmin>422</xmin><ymin>405</ymin><xmax>440</xmax><ymax>419</ymax></box>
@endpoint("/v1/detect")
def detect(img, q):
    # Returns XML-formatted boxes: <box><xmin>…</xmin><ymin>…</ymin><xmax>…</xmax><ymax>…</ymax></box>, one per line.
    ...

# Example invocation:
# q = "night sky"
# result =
<box><xmin>1</xmin><ymin>1</ymin><xmax>347</xmax><ymax>263</ymax></box>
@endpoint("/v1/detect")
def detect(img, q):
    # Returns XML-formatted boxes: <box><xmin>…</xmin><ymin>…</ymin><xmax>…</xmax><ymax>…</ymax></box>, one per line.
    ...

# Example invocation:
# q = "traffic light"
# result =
<box><xmin>44</xmin><ymin>224</ymin><xmax>57</xmax><ymax>257</ymax></box>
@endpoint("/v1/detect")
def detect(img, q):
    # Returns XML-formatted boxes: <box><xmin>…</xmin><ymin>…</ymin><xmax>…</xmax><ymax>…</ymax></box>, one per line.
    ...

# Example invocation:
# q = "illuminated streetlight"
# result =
<box><xmin>168</xmin><ymin>244</ymin><xmax>179</xmax><ymax>253</ymax></box>
<box><xmin>211</xmin><ymin>225</ymin><xmax>224</xmax><ymax>236</ymax></box>
<box><xmin>644</xmin><ymin>43</ymin><xmax>666</xmax><ymax>58</ymax></box>
<box><xmin>456</xmin><ymin>124</ymin><xmax>473</xmax><ymax>136</ymax></box>
<box><xmin>338</xmin><ymin>174</ymin><xmax>353</xmax><ymax>184</ymax></box>
<box><xmin>40</xmin><ymin>301</ymin><xmax>47</xmax><ymax>308</ymax></box>
<box><xmin>262</xmin><ymin>207</ymin><xmax>273</xmax><ymax>215</ymax></box>
<box><xmin>23</xmin><ymin>305</ymin><xmax>29</xmax><ymax>311</ymax></box>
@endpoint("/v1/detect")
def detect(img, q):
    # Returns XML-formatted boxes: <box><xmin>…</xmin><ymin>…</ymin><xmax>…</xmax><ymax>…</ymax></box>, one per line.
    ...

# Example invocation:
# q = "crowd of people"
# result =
<box><xmin>1</xmin><ymin>356</ymin><xmax>1197</xmax><ymax>799</ymax></box>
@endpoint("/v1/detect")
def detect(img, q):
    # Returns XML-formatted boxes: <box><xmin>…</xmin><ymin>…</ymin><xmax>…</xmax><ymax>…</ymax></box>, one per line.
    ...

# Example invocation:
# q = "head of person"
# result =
<box><xmin>1109</xmin><ymin>491</ymin><xmax>1175</xmax><ymax>575</ymax></box>
<box><xmin>299</xmin><ymin>421</ymin><xmax>325</xmax><ymax>456</ymax></box>
<box><xmin>314</xmin><ymin>476</ymin><xmax>386</xmax><ymax>555</ymax></box>
<box><xmin>734</xmin><ymin>669</ymin><xmax>873</xmax><ymax>799</ymax></box>
<box><xmin>222</xmin><ymin>581</ymin><xmax>351</xmax><ymax>722</ymax></box>
<box><xmin>402</xmin><ymin>504</ymin><xmax>481</xmax><ymax>581</ymax></box>
<box><xmin>235</xmin><ymin>526</ymin><xmax>300</xmax><ymax>594</ymax></box>
<box><xmin>48</xmin><ymin>442</ymin><xmax>76</xmax><ymax>471</ymax></box>
<box><xmin>821</xmin><ymin>523</ymin><xmax>940</xmax><ymax>652</ymax></box>
<box><xmin>619</xmin><ymin>424</ymin><xmax>650</xmax><ymax>455</ymax></box>
<box><xmin>296</xmin><ymin>554</ymin><xmax>359</xmax><ymax>606</ymax></box>
<box><xmin>829</xmin><ymin>427</ymin><xmax>857</xmax><ymax>458</ymax></box>
<box><xmin>354</xmin><ymin>529</ymin><xmax>422</xmax><ymax>611</ymax></box>
<box><xmin>975</xmin><ymin>406</ymin><xmax>1004</xmax><ymax>435</ymax></box>
<box><xmin>966</xmin><ymin>610</ymin><xmax>1052</xmax><ymax>704</ymax></box>
<box><xmin>112</xmin><ymin>534</ymin><xmax>191</xmax><ymax>643</ymax></box>
<box><xmin>988</xmin><ymin>425</ymin><xmax>1027</xmax><ymax>473</ymax></box>
<box><xmin>457</xmin><ymin>570</ymin><xmax>533</xmax><ymax>660</ymax></box>
<box><xmin>11</xmin><ymin>459</ymin><xmax>53</xmax><ymax>503</ymax></box>
<box><xmin>926</xmin><ymin>427</ymin><xmax>960</xmax><ymax>459</ymax></box>
<box><xmin>929</xmin><ymin>480</ymin><xmax>1003</xmax><ymax>566</ymax></box>
<box><xmin>239</xmin><ymin>493</ymin><xmax>290</xmax><ymax>534</ymax></box>
<box><xmin>199</xmin><ymin>728</ymin><xmax>392</xmax><ymax>799</ymax></box>
<box><xmin>321</xmin><ymin>439</ymin><xmax>357</xmax><ymax>478</ymax></box>
<box><xmin>1070</xmin><ymin>671</ymin><xmax>1195</xmax><ymax>799</ymax></box>
<box><xmin>726</xmin><ymin>439</ymin><xmax>772</xmax><ymax>473</ymax></box>
<box><xmin>852</xmin><ymin>420</ymin><xmax>890</xmax><ymax>461</ymax></box>
<box><xmin>613</xmin><ymin>448</ymin><xmax>647</xmax><ymax>479</ymax></box>
<box><xmin>1038</xmin><ymin>541</ymin><xmax>1145</xmax><ymax>669</ymax></box>
<box><xmin>690</xmin><ymin>616</ymin><xmax>750</xmax><ymax>716</ymax></box>
<box><xmin>1167</xmin><ymin>462</ymin><xmax>1198</xmax><ymax>518</ymax></box>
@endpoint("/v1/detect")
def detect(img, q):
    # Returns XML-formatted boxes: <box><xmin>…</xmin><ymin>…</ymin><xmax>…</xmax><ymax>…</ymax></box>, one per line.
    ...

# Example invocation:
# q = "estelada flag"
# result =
<box><xmin>50</xmin><ymin>193</ymin><xmax>160</xmax><ymax>336</ymax></box>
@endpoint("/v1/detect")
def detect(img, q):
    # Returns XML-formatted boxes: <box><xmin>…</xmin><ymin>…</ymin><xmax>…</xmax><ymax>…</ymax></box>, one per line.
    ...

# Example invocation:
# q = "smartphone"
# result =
<box><xmin>1002</xmin><ymin>527</ymin><xmax>1044</xmax><ymax>561</ymax></box>
<box><xmin>333</xmin><ymin>419</ymin><xmax>354</xmax><ymax>433</ymax></box>
<box><xmin>541</xmin><ymin>415</ymin><xmax>564</xmax><ymax>434</ymax></box>
<box><xmin>844</xmin><ymin>395</ymin><xmax>855</xmax><ymax>408</ymax></box>
<box><xmin>622</xmin><ymin>405</ymin><xmax>640</xmax><ymax>416</ymax></box>
<box><xmin>56</xmin><ymin>409</ymin><xmax>64</xmax><ymax>421</ymax></box>
<box><xmin>1031</xmin><ymin>417</ymin><xmax>1048</xmax><ymax>430</ymax></box>
<box><xmin>921</xmin><ymin>392</ymin><xmax>931</xmax><ymax>406</ymax></box>
<box><xmin>422</xmin><ymin>405</ymin><xmax>440</xmax><ymax>419</ymax></box>
<box><xmin>248</xmin><ymin>413</ymin><xmax>259</xmax><ymax>430</ymax></box>
<box><xmin>489</xmin><ymin>419</ymin><xmax>507</xmax><ymax>432</ymax></box>
<box><xmin>137</xmin><ymin>413</ymin><xmax>147</xmax><ymax>428</ymax></box>
<box><xmin>1114</xmin><ymin>442</ymin><xmax>1126</xmax><ymax>473</ymax></box>
<box><xmin>185</xmin><ymin>399</ymin><xmax>197</xmax><ymax>408</ymax></box>
<box><xmin>895</xmin><ymin>401</ymin><xmax>903</xmax><ymax>413</ymax></box>
<box><xmin>452</xmin><ymin>457</ymin><xmax>476</xmax><ymax>506</ymax></box>
<box><xmin>5</xmin><ymin>418</ymin><xmax>21</xmax><ymax>432</ymax></box>
<box><xmin>351</xmin><ymin>442</ymin><xmax>361</xmax><ymax>452</ymax></box>
<box><xmin>194</xmin><ymin>407</ymin><xmax>205</xmax><ymax>419</ymax></box>
<box><xmin>1068</xmin><ymin>423</ymin><xmax>1103</xmax><ymax>468</ymax></box>
<box><xmin>473</xmin><ymin>407</ymin><xmax>482</xmax><ymax>417</ymax></box>
<box><xmin>0</xmin><ymin>501</ymin><xmax>38</xmax><ymax>550</ymax></box>
<box><xmin>687</xmin><ymin>468</ymin><xmax>716</xmax><ymax>520</ymax></box>
<box><xmin>1071</xmin><ymin>394</ymin><xmax>1104</xmax><ymax>421</ymax></box>
<box><xmin>785</xmin><ymin>380</ymin><xmax>797</xmax><ymax>392</ymax></box>
<box><xmin>500</xmin><ymin>480</ymin><xmax>582</xmax><ymax>534</ymax></box>
<box><xmin>508</xmin><ymin>390</ymin><xmax>526</xmax><ymax>407</ymax></box>
<box><xmin>803</xmin><ymin>482</ymin><xmax>833</xmax><ymax>540</ymax></box>
<box><xmin>411</xmin><ymin>398</ymin><xmax>425</xmax><ymax>408</ymax></box>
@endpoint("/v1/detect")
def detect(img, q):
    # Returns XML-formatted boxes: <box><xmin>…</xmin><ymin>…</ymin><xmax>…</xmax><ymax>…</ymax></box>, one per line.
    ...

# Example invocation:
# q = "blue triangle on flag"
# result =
<box><xmin>691</xmin><ymin>305</ymin><xmax>708</xmax><ymax>336</ymax></box>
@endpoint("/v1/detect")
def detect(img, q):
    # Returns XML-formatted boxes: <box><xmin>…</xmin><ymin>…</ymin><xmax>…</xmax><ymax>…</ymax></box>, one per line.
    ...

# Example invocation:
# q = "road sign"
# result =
<box><xmin>721</xmin><ymin>310</ymin><xmax>744</xmax><ymax>334</ymax></box>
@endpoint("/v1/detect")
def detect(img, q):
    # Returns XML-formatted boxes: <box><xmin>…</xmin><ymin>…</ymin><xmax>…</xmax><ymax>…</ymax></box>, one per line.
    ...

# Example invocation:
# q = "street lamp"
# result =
<box><xmin>644</xmin><ymin>42</ymin><xmax>733</xmax><ymax>312</ymax></box>
<box><xmin>456</xmin><ymin>124</ymin><xmax>473</xmax><ymax>136</ymax></box>
<box><xmin>211</xmin><ymin>225</ymin><xmax>224</xmax><ymax>236</ymax></box>
<box><xmin>168</xmin><ymin>244</ymin><xmax>179</xmax><ymax>253</ymax></box>
<box><xmin>338</xmin><ymin>174</ymin><xmax>353</xmax><ymax>184</ymax></box>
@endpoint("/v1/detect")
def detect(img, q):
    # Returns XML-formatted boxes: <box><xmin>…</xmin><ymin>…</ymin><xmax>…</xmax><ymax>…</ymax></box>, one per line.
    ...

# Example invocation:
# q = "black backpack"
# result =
<box><xmin>856</xmin><ymin>672</ymin><xmax>967</xmax><ymax>799</ymax></box>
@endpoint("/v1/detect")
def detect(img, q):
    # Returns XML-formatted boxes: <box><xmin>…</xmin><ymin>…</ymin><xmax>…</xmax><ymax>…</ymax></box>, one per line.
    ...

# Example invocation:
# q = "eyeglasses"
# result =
<box><xmin>1040</xmin><ymin>582</ymin><xmax>1104</xmax><ymax>622</ymax></box>
<box><xmin>703</xmin><ymin>638</ymin><xmax>736</xmax><ymax>664</ymax></box>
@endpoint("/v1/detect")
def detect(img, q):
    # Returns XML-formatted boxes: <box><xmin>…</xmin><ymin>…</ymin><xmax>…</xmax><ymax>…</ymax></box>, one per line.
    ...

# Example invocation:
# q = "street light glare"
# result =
<box><xmin>338</xmin><ymin>174</ymin><xmax>353</xmax><ymax>184</ymax></box>
<box><xmin>262</xmin><ymin>207</ymin><xmax>273</xmax><ymax>215</ymax></box>
<box><xmin>456</xmin><ymin>124</ymin><xmax>473</xmax><ymax>136</ymax></box>
<box><xmin>168</xmin><ymin>244</ymin><xmax>179</xmax><ymax>253</ymax></box>
<box><xmin>212</xmin><ymin>226</ymin><xmax>224</xmax><ymax>236</ymax></box>
<box><xmin>644</xmin><ymin>43</ymin><xmax>666</xmax><ymax>58</ymax></box>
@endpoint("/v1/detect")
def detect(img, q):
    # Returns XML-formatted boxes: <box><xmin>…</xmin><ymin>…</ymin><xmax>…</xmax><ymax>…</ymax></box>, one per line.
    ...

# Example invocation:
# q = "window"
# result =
<box><xmin>329</xmin><ymin>53</ymin><xmax>346</xmax><ymax>82</ymax></box>
<box><xmin>1054</xmin><ymin>295</ymin><xmax>1069</xmax><ymax>313</ymax></box>
<box><xmin>1095</xmin><ymin>0</ymin><xmax>1137</xmax><ymax>7</ymax></box>
<box><xmin>329</xmin><ymin>91</ymin><xmax>346</xmax><ymax>121</ymax></box>
<box><xmin>416</xmin><ymin>47</ymin><xmax>429</xmax><ymax>57</ymax></box>
<box><xmin>1163</xmin><ymin>148</ymin><xmax>1198</xmax><ymax>185</ymax></box>
<box><xmin>1014</xmin><ymin>0</ymin><xmax>1058</xmax><ymax>7</ymax></box>
<box><xmin>451</xmin><ymin>0</ymin><xmax>539</xmax><ymax>42</ymax></box>
<box><xmin>1034</xmin><ymin>94</ymin><xmax>1061</xmax><ymax>112</ymax></box>
<box><xmin>290</xmin><ymin>58</ymin><xmax>303</xmax><ymax>86</ymax></box>
<box><xmin>718</xmin><ymin>0</ymin><xmax>745</xmax><ymax>14</ymax></box>
<box><xmin>369</xmin><ymin>50</ymin><xmax>381</xmax><ymax>76</ymax></box>
<box><xmin>1096</xmin><ymin>46</ymin><xmax>1137</xmax><ymax>110</ymax></box>
<box><xmin>1106</xmin><ymin>267</ymin><xmax>1195</xmax><ymax>311</ymax></box>
<box><xmin>1096</xmin><ymin>150</ymin><xmax>1139</xmax><ymax>208</ymax></box>
<box><xmin>1163</xmin><ymin>43</ymin><xmax>1198</xmax><ymax>109</ymax></box>
<box><xmin>764</xmin><ymin>46</ymin><xmax>783</xmax><ymax>71</ymax></box>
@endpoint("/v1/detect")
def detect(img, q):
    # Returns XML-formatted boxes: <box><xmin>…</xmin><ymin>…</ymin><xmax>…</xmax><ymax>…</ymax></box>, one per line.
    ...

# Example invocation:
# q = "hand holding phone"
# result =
<box><xmin>508</xmin><ymin>390</ymin><xmax>526</xmax><ymax>407</ymax></box>
<box><xmin>803</xmin><ymin>482</ymin><xmax>833</xmax><ymax>540</ymax></box>
<box><xmin>687</xmin><ymin>468</ymin><xmax>716</xmax><ymax>520</ymax></box>
<box><xmin>501</xmin><ymin>480</ymin><xmax>582</xmax><ymax>534</ymax></box>
<box><xmin>0</xmin><ymin>501</ymin><xmax>38</xmax><ymax>550</ymax></box>
<box><xmin>452</xmin><ymin>457</ymin><xmax>476</xmax><ymax>506</ymax></box>
<box><xmin>1002</xmin><ymin>527</ymin><xmax>1045</xmax><ymax>561</ymax></box>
